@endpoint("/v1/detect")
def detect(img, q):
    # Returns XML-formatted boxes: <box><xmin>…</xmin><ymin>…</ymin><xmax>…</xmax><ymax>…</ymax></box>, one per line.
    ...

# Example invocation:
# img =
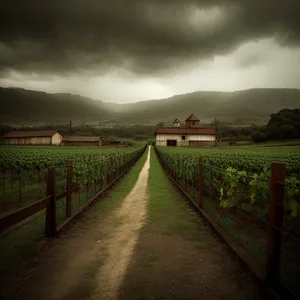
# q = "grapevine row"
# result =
<box><xmin>0</xmin><ymin>146</ymin><xmax>146</xmax><ymax>188</ymax></box>
<box><xmin>156</xmin><ymin>146</ymin><xmax>300</xmax><ymax>217</ymax></box>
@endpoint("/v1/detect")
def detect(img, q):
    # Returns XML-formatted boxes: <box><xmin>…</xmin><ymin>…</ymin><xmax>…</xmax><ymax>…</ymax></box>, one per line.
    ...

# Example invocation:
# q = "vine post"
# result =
<box><xmin>46</xmin><ymin>166</ymin><xmax>57</xmax><ymax>237</ymax></box>
<box><xmin>266</xmin><ymin>162</ymin><xmax>285</xmax><ymax>288</ymax></box>
<box><xmin>199</xmin><ymin>156</ymin><xmax>204</xmax><ymax>208</ymax></box>
<box><xmin>66</xmin><ymin>160</ymin><xmax>72</xmax><ymax>218</ymax></box>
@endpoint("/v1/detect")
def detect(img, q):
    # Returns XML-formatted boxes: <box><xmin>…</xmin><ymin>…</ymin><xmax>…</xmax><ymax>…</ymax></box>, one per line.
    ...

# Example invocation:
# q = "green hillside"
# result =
<box><xmin>115</xmin><ymin>89</ymin><xmax>300</xmax><ymax>125</ymax></box>
<box><xmin>0</xmin><ymin>87</ymin><xmax>113</xmax><ymax>125</ymax></box>
<box><xmin>1</xmin><ymin>87</ymin><xmax>300</xmax><ymax>126</ymax></box>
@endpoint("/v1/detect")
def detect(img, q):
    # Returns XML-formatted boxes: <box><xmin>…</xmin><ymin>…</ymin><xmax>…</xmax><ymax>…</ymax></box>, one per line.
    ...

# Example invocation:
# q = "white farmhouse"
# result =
<box><xmin>155</xmin><ymin>114</ymin><xmax>216</xmax><ymax>147</ymax></box>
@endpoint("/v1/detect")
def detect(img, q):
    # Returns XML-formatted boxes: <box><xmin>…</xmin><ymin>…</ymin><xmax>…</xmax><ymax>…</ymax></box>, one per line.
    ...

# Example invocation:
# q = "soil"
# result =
<box><xmin>3</xmin><ymin>146</ymin><xmax>265</xmax><ymax>300</ymax></box>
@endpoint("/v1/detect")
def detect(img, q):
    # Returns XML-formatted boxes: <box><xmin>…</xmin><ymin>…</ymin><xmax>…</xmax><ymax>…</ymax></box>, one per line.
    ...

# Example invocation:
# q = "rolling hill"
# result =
<box><xmin>115</xmin><ymin>89</ymin><xmax>300</xmax><ymax>125</ymax></box>
<box><xmin>0</xmin><ymin>87</ymin><xmax>113</xmax><ymax>125</ymax></box>
<box><xmin>1</xmin><ymin>87</ymin><xmax>300</xmax><ymax>126</ymax></box>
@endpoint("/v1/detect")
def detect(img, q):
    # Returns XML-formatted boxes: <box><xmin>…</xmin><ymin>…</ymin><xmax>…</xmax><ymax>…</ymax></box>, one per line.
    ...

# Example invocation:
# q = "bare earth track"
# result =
<box><xmin>7</xmin><ymin>146</ymin><xmax>264</xmax><ymax>300</ymax></box>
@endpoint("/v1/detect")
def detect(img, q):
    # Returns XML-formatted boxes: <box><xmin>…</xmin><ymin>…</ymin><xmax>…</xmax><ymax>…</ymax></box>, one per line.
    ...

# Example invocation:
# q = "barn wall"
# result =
<box><xmin>155</xmin><ymin>140</ymin><xmax>167</xmax><ymax>146</ymax></box>
<box><xmin>156</xmin><ymin>134</ymin><xmax>182</xmax><ymax>141</ymax></box>
<box><xmin>51</xmin><ymin>132</ymin><xmax>63</xmax><ymax>145</ymax></box>
<box><xmin>4</xmin><ymin>137</ymin><xmax>51</xmax><ymax>145</ymax></box>
<box><xmin>156</xmin><ymin>134</ymin><xmax>216</xmax><ymax>147</ymax></box>
<box><xmin>186</xmin><ymin>135</ymin><xmax>216</xmax><ymax>141</ymax></box>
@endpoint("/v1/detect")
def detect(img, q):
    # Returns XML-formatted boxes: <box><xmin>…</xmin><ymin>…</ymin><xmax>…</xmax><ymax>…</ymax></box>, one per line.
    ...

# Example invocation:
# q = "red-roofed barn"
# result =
<box><xmin>155</xmin><ymin>114</ymin><xmax>216</xmax><ymax>147</ymax></box>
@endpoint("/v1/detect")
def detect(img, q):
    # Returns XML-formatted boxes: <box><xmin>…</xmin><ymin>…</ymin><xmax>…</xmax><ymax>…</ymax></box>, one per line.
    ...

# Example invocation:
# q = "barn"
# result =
<box><xmin>62</xmin><ymin>136</ymin><xmax>102</xmax><ymax>146</ymax></box>
<box><xmin>155</xmin><ymin>114</ymin><xmax>216</xmax><ymax>147</ymax></box>
<box><xmin>2</xmin><ymin>130</ymin><xmax>63</xmax><ymax>145</ymax></box>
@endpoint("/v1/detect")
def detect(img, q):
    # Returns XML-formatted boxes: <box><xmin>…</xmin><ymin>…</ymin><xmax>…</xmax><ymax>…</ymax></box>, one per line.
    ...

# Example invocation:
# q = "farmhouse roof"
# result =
<box><xmin>63</xmin><ymin>136</ymin><xmax>101</xmax><ymax>142</ymax></box>
<box><xmin>185</xmin><ymin>113</ymin><xmax>200</xmax><ymax>121</ymax></box>
<box><xmin>3</xmin><ymin>130</ymin><xmax>61</xmax><ymax>138</ymax></box>
<box><xmin>155</xmin><ymin>127</ymin><xmax>216</xmax><ymax>135</ymax></box>
<box><xmin>173</xmin><ymin>118</ymin><xmax>180</xmax><ymax>123</ymax></box>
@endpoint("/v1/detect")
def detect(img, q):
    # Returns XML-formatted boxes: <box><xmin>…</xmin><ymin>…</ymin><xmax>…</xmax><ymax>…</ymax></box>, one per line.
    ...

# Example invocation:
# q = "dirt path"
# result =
<box><xmin>10</xmin><ymin>147</ymin><xmax>150</xmax><ymax>300</ymax></box>
<box><xmin>8</xmin><ymin>146</ymin><xmax>264</xmax><ymax>300</ymax></box>
<box><xmin>91</xmin><ymin>146</ymin><xmax>150</xmax><ymax>299</ymax></box>
<box><xmin>118</xmin><ymin>148</ymin><xmax>264</xmax><ymax>300</ymax></box>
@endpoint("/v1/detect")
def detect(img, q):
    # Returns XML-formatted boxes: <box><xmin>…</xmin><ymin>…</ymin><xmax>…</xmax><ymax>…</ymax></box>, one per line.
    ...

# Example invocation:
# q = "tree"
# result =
<box><xmin>278</xmin><ymin>124</ymin><xmax>298</xmax><ymax>139</ymax></box>
<box><xmin>252</xmin><ymin>131</ymin><xmax>267</xmax><ymax>143</ymax></box>
<box><xmin>266</xmin><ymin>109</ymin><xmax>300</xmax><ymax>140</ymax></box>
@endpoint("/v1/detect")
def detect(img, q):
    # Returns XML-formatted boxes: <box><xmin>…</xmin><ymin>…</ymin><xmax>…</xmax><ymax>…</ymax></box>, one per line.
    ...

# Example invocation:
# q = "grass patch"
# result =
<box><xmin>148</xmin><ymin>148</ymin><xmax>213</xmax><ymax>249</ymax></box>
<box><xmin>204</xmin><ymin>196</ymin><xmax>266</xmax><ymax>266</ymax></box>
<box><xmin>91</xmin><ymin>148</ymin><xmax>148</xmax><ymax>216</ymax></box>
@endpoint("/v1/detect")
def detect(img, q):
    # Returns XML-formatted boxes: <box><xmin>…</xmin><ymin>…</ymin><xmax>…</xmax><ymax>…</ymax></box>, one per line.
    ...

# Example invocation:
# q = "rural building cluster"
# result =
<box><xmin>2</xmin><ymin>130</ymin><xmax>103</xmax><ymax>146</ymax></box>
<box><xmin>155</xmin><ymin>113</ymin><xmax>216</xmax><ymax>147</ymax></box>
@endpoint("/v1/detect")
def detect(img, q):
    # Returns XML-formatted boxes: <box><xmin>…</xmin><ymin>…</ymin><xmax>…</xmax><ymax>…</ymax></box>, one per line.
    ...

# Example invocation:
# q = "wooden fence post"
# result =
<box><xmin>45</xmin><ymin>167</ymin><xmax>57</xmax><ymax>237</ymax></box>
<box><xmin>66</xmin><ymin>160</ymin><xmax>72</xmax><ymax>218</ymax></box>
<box><xmin>18</xmin><ymin>172</ymin><xmax>22</xmax><ymax>203</ymax></box>
<box><xmin>199</xmin><ymin>157</ymin><xmax>204</xmax><ymax>209</ymax></box>
<box><xmin>266</xmin><ymin>162</ymin><xmax>285</xmax><ymax>287</ymax></box>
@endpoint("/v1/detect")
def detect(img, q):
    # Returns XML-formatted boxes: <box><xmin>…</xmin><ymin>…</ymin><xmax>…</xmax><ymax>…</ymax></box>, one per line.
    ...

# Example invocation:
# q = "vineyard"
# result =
<box><xmin>157</xmin><ymin>146</ymin><xmax>300</xmax><ymax>177</ymax></box>
<box><xmin>0</xmin><ymin>145</ymin><xmax>146</xmax><ymax>213</ymax></box>
<box><xmin>156</xmin><ymin>146</ymin><xmax>300</xmax><ymax>299</ymax></box>
<box><xmin>156</xmin><ymin>146</ymin><xmax>300</xmax><ymax>216</ymax></box>
<box><xmin>0</xmin><ymin>146</ymin><xmax>145</xmax><ymax>182</ymax></box>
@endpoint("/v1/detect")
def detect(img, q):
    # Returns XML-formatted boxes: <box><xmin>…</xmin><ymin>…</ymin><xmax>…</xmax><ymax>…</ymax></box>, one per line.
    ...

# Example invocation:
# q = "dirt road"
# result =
<box><xmin>91</xmin><ymin>146</ymin><xmax>150</xmax><ymax>299</ymax></box>
<box><xmin>9</xmin><ymin>146</ymin><xmax>263</xmax><ymax>300</ymax></box>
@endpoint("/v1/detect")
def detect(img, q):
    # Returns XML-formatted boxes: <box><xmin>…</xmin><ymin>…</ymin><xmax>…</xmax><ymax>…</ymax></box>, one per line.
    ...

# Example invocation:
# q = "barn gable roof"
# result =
<box><xmin>173</xmin><ymin>118</ymin><xmax>180</xmax><ymax>123</ymax></box>
<box><xmin>3</xmin><ymin>130</ymin><xmax>61</xmax><ymax>138</ymax></box>
<box><xmin>185</xmin><ymin>113</ymin><xmax>200</xmax><ymax>122</ymax></box>
<box><xmin>63</xmin><ymin>136</ymin><xmax>101</xmax><ymax>142</ymax></box>
<box><xmin>155</xmin><ymin>127</ymin><xmax>216</xmax><ymax>135</ymax></box>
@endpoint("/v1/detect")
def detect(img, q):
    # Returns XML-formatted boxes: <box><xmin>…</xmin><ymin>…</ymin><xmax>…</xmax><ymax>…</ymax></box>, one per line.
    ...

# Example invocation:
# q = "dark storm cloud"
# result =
<box><xmin>0</xmin><ymin>0</ymin><xmax>299</xmax><ymax>76</ymax></box>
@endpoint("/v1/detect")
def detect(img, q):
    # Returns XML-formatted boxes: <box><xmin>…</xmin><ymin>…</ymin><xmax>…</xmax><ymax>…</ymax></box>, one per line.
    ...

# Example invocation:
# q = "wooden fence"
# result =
<box><xmin>0</xmin><ymin>145</ymin><xmax>147</xmax><ymax>237</ymax></box>
<box><xmin>155</xmin><ymin>147</ymin><xmax>300</xmax><ymax>300</ymax></box>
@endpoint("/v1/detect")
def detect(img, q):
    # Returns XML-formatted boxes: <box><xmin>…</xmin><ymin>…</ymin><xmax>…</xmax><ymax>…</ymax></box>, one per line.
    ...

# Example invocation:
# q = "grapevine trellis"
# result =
<box><xmin>157</xmin><ymin>146</ymin><xmax>300</xmax><ymax>217</ymax></box>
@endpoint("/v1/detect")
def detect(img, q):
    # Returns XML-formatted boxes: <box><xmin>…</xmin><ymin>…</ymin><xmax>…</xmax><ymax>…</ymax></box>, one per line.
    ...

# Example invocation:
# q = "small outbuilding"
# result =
<box><xmin>62</xmin><ymin>136</ymin><xmax>102</xmax><ymax>146</ymax></box>
<box><xmin>2</xmin><ymin>130</ymin><xmax>63</xmax><ymax>145</ymax></box>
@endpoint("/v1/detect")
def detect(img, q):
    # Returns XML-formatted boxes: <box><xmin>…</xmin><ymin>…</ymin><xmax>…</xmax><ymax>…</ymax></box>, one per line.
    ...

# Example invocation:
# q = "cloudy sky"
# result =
<box><xmin>0</xmin><ymin>0</ymin><xmax>300</xmax><ymax>103</ymax></box>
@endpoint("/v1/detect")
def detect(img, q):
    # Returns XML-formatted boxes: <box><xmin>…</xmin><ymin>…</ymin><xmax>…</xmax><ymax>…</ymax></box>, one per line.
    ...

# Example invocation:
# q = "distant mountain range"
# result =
<box><xmin>1</xmin><ymin>87</ymin><xmax>300</xmax><ymax>126</ymax></box>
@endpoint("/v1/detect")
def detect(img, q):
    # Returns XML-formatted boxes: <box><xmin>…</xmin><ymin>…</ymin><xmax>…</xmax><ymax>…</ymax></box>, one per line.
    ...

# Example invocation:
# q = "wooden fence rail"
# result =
<box><xmin>0</xmin><ymin>145</ymin><xmax>147</xmax><ymax>237</ymax></box>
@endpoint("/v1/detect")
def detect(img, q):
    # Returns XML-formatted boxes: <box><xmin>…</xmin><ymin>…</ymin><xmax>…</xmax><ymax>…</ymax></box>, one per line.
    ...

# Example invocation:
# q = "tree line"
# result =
<box><xmin>1</xmin><ymin>109</ymin><xmax>299</xmax><ymax>144</ymax></box>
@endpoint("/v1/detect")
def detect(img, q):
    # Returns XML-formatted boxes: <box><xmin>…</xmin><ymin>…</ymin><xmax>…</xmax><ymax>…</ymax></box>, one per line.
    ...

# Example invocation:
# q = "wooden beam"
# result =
<box><xmin>0</xmin><ymin>196</ymin><xmax>50</xmax><ymax>232</ymax></box>
<box><xmin>56</xmin><ymin>191</ymin><xmax>67</xmax><ymax>201</ymax></box>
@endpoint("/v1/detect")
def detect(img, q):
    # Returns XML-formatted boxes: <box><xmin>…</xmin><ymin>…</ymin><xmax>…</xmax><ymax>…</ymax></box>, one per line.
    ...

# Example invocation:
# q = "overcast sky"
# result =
<box><xmin>0</xmin><ymin>1</ymin><xmax>300</xmax><ymax>103</ymax></box>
